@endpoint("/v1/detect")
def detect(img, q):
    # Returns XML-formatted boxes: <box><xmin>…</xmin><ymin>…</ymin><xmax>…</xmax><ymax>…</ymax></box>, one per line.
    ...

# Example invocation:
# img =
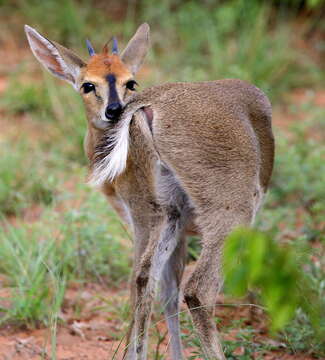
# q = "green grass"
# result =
<box><xmin>0</xmin><ymin>140</ymin><xmax>57</xmax><ymax>215</ymax></box>
<box><xmin>141</xmin><ymin>0</ymin><xmax>324</xmax><ymax>99</ymax></box>
<box><xmin>0</xmin><ymin>222</ymin><xmax>67</xmax><ymax>327</ymax></box>
<box><xmin>1</xmin><ymin>71</ymin><xmax>87</xmax><ymax>164</ymax></box>
<box><xmin>0</xmin><ymin>185</ymin><xmax>130</xmax><ymax>327</ymax></box>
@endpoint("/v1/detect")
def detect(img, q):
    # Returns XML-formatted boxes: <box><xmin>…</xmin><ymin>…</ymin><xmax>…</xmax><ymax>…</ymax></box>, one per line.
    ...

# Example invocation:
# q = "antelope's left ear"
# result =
<box><xmin>25</xmin><ymin>25</ymin><xmax>86</xmax><ymax>90</ymax></box>
<box><xmin>121</xmin><ymin>23</ymin><xmax>150</xmax><ymax>75</ymax></box>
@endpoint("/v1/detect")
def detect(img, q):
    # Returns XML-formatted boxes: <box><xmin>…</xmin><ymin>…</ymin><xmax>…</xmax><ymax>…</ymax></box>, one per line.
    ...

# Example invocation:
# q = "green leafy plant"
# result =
<box><xmin>223</xmin><ymin>227</ymin><xmax>323</xmax><ymax>332</ymax></box>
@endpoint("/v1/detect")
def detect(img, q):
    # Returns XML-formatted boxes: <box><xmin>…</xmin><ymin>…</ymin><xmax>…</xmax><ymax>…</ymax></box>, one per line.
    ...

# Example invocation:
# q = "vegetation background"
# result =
<box><xmin>0</xmin><ymin>0</ymin><xmax>324</xmax><ymax>359</ymax></box>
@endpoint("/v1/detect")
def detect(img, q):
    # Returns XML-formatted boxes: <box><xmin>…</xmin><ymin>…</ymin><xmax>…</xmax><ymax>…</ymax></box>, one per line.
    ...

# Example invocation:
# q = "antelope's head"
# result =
<box><xmin>25</xmin><ymin>24</ymin><xmax>150</xmax><ymax>130</ymax></box>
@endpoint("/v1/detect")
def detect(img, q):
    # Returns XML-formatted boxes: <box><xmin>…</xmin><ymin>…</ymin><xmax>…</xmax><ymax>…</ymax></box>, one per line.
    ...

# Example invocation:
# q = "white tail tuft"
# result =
<box><xmin>89</xmin><ymin>113</ymin><xmax>133</xmax><ymax>187</ymax></box>
<box><xmin>89</xmin><ymin>99</ymin><xmax>151</xmax><ymax>187</ymax></box>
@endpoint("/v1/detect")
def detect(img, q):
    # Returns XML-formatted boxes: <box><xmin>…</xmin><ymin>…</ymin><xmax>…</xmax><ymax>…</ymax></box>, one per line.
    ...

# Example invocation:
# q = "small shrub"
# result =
<box><xmin>223</xmin><ymin>227</ymin><xmax>324</xmax><ymax>343</ymax></box>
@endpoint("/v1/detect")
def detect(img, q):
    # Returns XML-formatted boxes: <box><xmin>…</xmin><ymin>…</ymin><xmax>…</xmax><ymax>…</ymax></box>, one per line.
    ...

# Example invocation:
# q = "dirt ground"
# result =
<box><xmin>0</xmin><ymin>282</ymin><xmax>319</xmax><ymax>360</ymax></box>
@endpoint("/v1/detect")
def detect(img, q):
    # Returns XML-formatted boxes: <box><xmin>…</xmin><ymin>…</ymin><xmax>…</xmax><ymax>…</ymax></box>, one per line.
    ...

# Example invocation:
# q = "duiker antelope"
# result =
<box><xmin>25</xmin><ymin>23</ymin><xmax>274</xmax><ymax>360</ymax></box>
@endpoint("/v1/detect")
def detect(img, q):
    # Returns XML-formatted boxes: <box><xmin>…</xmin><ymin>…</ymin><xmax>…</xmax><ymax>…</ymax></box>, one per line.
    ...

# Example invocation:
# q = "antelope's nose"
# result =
<box><xmin>105</xmin><ymin>102</ymin><xmax>122</xmax><ymax>120</ymax></box>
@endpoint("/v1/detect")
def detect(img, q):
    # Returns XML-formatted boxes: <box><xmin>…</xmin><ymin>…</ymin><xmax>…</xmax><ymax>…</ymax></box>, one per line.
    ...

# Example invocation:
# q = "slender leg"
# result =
<box><xmin>123</xmin><ymin>220</ymin><xmax>156</xmax><ymax>360</ymax></box>
<box><xmin>159</xmin><ymin>234</ymin><xmax>187</xmax><ymax>360</ymax></box>
<box><xmin>183</xmin><ymin>210</ymin><xmax>253</xmax><ymax>360</ymax></box>
<box><xmin>183</xmin><ymin>244</ymin><xmax>225</xmax><ymax>360</ymax></box>
<box><xmin>125</xmin><ymin>206</ymin><xmax>186</xmax><ymax>360</ymax></box>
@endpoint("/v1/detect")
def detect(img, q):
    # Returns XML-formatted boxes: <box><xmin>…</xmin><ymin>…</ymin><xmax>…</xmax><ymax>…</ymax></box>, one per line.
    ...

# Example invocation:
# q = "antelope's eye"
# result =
<box><xmin>126</xmin><ymin>80</ymin><xmax>138</xmax><ymax>91</ymax></box>
<box><xmin>81</xmin><ymin>82</ymin><xmax>95</xmax><ymax>94</ymax></box>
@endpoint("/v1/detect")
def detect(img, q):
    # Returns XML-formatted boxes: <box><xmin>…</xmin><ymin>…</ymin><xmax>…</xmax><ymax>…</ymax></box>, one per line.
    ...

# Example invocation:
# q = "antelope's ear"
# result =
<box><xmin>24</xmin><ymin>25</ymin><xmax>86</xmax><ymax>89</ymax></box>
<box><xmin>121</xmin><ymin>23</ymin><xmax>150</xmax><ymax>75</ymax></box>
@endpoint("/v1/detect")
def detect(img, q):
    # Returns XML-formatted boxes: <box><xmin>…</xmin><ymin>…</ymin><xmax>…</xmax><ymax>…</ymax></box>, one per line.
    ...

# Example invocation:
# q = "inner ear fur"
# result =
<box><xmin>25</xmin><ymin>25</ymin><xmax>85</xmax><ymax>89</ymax></box>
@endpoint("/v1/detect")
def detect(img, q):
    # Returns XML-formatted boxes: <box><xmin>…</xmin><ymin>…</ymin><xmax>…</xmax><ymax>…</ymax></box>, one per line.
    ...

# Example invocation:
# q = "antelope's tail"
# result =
<box><xmin>88</xmin><ymin>100</ymin><xmax>150</xmax><ymax>187</ymax></box>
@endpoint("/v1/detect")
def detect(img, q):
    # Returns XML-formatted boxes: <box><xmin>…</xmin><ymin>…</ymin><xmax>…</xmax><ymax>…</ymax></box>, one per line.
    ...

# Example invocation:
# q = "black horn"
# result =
<box><xmin>86</xmin><ymin>39</ymin><xmax>95</xmax><ymax>56</ymax></box>
<box><xmin>112</xmin><ymin>37</ymin><xmax>118</xmax><ymax>54</ymax></box>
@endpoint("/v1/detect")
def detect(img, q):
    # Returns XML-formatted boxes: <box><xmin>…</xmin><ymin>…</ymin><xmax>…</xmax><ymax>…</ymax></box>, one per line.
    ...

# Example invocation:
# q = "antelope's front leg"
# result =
<box><xmin>123</xmin><ymin>219</ymin><xmax>152</xmax><ymax>358</ymax></box>
<box><xmin>123</xmin><ymin>218</ymin><xmax>160</xmax><ymax>360</ymax></box>
<box><xmin>125</xmin><ymin>207</ymin><xmax>183</xmax><ymax>360</ymax></box>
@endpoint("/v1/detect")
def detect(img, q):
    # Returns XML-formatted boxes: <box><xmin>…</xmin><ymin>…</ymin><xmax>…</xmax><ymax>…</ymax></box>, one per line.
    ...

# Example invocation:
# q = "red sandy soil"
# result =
<box><xmin>0</xmin><ymin>284</ymin><xmax>128</xmax><ymax>359</ymax></box>
<box><xmin>0</xmin><ymin>282</ymin><xmax>318</xmax><ymax>359</ymax></box>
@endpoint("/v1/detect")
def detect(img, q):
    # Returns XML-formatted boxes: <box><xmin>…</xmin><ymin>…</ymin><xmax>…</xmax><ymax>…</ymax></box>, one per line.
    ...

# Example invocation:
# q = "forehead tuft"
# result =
<box><xmin>85</xmin><ymin>54</ymin><xmax>131</xmax><ymax>78</ymax></box>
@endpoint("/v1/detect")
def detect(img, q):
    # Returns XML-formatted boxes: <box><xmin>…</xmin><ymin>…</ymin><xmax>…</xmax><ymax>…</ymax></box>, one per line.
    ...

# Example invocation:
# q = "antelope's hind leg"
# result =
<box><xmin>160</xmin><ymin>233</ymin><xmax>187</xmax><ymax>360</ymax></box>
<box><xmin>125</xmin><ymin>211</ymin><xmax>186</xmax><ymax>360</ymax></box>
<box><xmin>156</xmin><ymin>144</ymin><xmax>257</xmax><ymax>358</ymax></box>
<box><xmin>184</xmin><ymin>207</ymin><xmax>255</xmax><ymax>360</ymax></box>
<box><xmin>125</xmin><ymin>168</ymin><xmax>189</xmax><ymax>360</ymax></box>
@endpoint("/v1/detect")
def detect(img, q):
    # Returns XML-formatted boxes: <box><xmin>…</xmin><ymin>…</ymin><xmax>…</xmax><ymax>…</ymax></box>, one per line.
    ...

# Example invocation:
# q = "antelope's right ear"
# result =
<box><xmin>24</xmin><ymin>25</ymin><xmax>86</xmax><ymax>89</ymax></box>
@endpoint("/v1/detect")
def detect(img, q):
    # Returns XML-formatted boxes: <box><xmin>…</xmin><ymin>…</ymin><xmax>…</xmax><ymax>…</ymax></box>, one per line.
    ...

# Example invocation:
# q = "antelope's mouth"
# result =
<box><xmin>92</xmin><ymin>113</ymin><xmax>121</xmax><ymax>130</ymax></box>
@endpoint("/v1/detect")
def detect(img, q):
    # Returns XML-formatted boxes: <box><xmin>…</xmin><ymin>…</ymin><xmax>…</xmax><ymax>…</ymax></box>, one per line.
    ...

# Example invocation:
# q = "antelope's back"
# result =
<box><xmin>141</xmin><ymin>79</ymin><xmax>274</xmax><ymax>193</ymax></box>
